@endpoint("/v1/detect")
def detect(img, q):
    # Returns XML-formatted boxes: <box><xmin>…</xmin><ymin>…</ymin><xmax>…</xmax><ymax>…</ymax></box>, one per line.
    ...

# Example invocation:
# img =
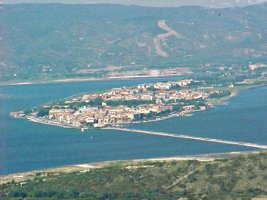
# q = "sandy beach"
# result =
<box><xmin>0</xmin><ymin>151</ymin><xmax>259</xmax><ymax>185</ymax></box>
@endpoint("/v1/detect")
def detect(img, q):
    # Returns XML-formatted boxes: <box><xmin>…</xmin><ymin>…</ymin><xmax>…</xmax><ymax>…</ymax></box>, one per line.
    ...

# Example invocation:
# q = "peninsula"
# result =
<box><xmin>10</xmin><ymin>79</ymin><xmax>222</xmax><ymax>129</ymax></box>
<box><xmin>10</xmin><ymin>62</ymin><xmax>267</xmax><ymax>130</ymax></box>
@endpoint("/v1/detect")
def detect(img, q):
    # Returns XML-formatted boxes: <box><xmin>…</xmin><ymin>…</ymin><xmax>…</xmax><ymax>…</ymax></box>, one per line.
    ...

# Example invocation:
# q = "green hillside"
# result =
<box><xmin>1</xmin><ymin>152</ymin><xmax>267</xmax><ymax>199</ymax></box>
<box><xmin>1</xmin><ymin>3</ymin><xmax>267</xmax><ymax>82</ymax></box>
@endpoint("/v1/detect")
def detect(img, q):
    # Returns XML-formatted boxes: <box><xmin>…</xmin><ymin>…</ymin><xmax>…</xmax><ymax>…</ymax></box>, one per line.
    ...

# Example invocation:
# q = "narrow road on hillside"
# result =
<box><xmin>153</xmin><ymin>20</ymin><xmax>184</xmax><ymax>57</ymax></box>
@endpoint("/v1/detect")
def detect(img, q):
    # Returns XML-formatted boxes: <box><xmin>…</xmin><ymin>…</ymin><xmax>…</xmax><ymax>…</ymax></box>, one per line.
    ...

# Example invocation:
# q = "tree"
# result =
<box><xmin>36</xmin><ymin>107</ymin><xmax>49</xmax><ymax>117</ymax></box>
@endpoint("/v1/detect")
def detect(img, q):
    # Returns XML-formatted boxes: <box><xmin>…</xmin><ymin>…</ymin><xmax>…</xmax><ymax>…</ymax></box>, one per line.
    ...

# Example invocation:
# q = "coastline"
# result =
<box><xmin>10</xmin><ymin>78</ymin><xmax>267</xmax><ymax>132</ymax></box>
<box><xmin>130</xmin><ymin>108</ymin><xmax>205</xmax><ymax>125</ymax></box>
<box><xmin>7</xmin><ymin>76</ymin><xmax>267</xmax><ymax>131</ymax></box>
<box><xmin>10</xmin><ymin>87</ymin><xmax>238</xmax><ymax>130</ymax></box>
<box><xmin>28</xmin><ymin>117</ymin><xmax>77</xmax><ymax>129</ymax></box>
<box><xmin>0</xmin><ymin>150</ymin><xmax>260</xmax><ymax>184</ymax></box>
<box><xmin>13</xmin><ymin>107</ymin><xmax>207</xmax><ymax>131</ymax></box>
<box><xmin>0</xmin><ymin>73</ymin><xmax>187</xmax><ymax>86</ymax></box>
<box><xmin>4</xmin><ymin>77</ymin><xmax>267</xmax><ymax>182</ymax></box>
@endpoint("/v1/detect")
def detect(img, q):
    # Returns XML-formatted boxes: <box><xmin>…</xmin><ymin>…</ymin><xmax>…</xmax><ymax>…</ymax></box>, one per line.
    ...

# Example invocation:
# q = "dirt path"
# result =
<box><xmin>164</xmin><ymin>165</ymin><xmax>204</xmax><ymax>190</ymax></box>
<box><xmin>153</xmin><ymin>20</ymin><xmax>184</xmax><ymax>57</ymax></box>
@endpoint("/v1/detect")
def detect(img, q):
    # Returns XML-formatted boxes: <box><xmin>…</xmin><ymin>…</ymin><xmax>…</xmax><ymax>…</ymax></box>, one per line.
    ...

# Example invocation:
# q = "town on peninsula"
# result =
<box><xmin>10</xmin><ymin>62</ymin><xmax>267</xmax><ymax>130</ymax></box>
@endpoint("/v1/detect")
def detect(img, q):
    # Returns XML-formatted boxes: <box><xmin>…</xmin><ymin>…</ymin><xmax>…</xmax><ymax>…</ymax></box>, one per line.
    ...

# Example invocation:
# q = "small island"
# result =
<box><xmin>10</xmin><ymin>78</ymin><xmax>232</xmax><ymax>130</ymax></box>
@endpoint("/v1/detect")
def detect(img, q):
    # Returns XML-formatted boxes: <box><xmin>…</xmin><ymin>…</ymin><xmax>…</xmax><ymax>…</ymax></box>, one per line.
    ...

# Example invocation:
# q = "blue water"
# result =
<box><xmin>131</xmin><ymin>86</ymin><xmax>267</xmax><ymax>144</ymax></box>
<box><xmin>0</xmin><ymin>77</ymin><xmax>263</xmax><ymax>175</ymax></box>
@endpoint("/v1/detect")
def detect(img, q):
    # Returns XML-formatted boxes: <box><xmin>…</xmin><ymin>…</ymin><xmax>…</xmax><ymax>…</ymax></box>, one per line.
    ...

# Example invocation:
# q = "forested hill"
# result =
<box><xmin>0</xmin><ymin>3</ymin><xmax>267</xmax><ymax>81</ymax></box>
<box><xmin>1</xmin><ymin>152</ymin><xmax>267</xmax><ymax>199</ymax></box>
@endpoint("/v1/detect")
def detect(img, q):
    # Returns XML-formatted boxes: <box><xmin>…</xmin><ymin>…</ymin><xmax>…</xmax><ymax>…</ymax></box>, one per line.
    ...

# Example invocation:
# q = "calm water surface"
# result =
<box><xmin>0</xmin><ymin>78</ymin><xmax>263</xmax><ymax>175</ymax></box>
<box><xmin>131</xmin><ymin>86</ymin><xmax>267</xmax><ymax>144</ymax></box>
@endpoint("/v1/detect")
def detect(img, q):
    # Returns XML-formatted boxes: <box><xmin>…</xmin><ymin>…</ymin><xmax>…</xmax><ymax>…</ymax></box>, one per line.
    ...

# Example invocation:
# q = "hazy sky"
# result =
<box><xmin>1</xmin><ymin>0</ymin><xmax>267</xmax><ymax>8</ymax></box>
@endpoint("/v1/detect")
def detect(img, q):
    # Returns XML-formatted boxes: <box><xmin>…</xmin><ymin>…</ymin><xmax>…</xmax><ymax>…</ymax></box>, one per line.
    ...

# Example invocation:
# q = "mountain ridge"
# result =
<box><xmin>0</xmin><ymin>3</ymin><xmax>267</xmax><ymax>81</ymax></box>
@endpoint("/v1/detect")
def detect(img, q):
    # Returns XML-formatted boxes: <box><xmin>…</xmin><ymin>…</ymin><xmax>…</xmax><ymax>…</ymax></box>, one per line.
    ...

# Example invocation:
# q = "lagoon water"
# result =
<box><xmin>0</xmin><ymin>77</ymin><xmax>266</xmax><ymax>175</ymax></box>
<box><xmin>131</xmin><ymin>86</ymin><xmax>267</xmax><ymax>144</ymax></box>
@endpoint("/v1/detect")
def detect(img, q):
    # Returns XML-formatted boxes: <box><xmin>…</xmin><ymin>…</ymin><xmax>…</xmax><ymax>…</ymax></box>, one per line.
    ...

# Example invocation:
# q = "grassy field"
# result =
<box><xmin>1</xmin><ymin>151</ymin><xmax>267</xmax><ymax>199</ymax></box>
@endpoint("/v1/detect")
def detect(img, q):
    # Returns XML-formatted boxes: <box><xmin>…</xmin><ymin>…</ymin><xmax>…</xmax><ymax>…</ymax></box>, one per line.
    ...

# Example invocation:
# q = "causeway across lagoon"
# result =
<box><xmin>105</xmin><ymin>127</ymin><xmax>267</xmax><ymax>150</ymax></box>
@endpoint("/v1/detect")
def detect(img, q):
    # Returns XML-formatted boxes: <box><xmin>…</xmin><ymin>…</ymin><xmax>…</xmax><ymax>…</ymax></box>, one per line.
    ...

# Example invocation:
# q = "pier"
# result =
<box><xmin>105</xmin><ymin>127</ymin><xmax>267</xmax><ymax>149</ymax></box>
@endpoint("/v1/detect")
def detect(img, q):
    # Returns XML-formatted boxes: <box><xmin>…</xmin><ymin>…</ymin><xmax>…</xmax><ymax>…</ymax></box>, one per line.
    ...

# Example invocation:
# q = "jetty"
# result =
<box><xmin>105</xmin><ymin>127</ymin><xmax>267</xmax><ymax>150</ymax></box>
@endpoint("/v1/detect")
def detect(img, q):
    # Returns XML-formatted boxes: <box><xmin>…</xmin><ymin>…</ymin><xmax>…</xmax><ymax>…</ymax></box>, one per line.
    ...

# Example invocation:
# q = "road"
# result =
<box><xmin>105</xmin><ymin>127</ymin><xmax>267</xmax><ymax>149</ymax></box>
<box><xmin>153</xmin><ymin>20</ymin><xmax>184</xmax><ymax>57</ymax></box>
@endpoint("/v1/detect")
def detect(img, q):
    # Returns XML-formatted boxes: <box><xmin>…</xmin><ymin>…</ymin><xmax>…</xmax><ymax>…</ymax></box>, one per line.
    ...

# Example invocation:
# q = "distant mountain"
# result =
<box><xmin>0</xmin><ymin>3</ymin><xmax>267</xmax><ymax>81</ymax></box>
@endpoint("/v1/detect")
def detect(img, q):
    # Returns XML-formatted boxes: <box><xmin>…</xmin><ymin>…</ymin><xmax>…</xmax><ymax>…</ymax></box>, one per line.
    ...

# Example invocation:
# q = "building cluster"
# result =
<box><xmin>40</xmin><ymin>79</ymin><xmax>212</xmax><ymax>127</ymax></box>
<box><xmin>249</xmin><ymin>63</ymin><xmax>267</xmax><ymax>71</ymax></box>
<box><xmin>48</xmin><ymin>103</ymin><xmax>173</xmax><ymax>128</ymax></box>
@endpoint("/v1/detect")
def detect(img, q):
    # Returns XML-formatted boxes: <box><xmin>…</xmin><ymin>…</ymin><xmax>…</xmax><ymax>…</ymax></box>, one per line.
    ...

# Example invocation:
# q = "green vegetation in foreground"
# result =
<box><xmin>1</xmin><ymin>152</ymin><xmax>267</xmax><ymax>199</ymax></box>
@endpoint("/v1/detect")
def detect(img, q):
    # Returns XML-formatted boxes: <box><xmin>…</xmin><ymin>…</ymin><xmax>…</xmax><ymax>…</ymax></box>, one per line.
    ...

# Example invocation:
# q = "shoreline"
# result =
<box><xmin>28</xmin><ymin>117</ymin><xmax>77</xmax><ymax>129</ymax></box>
<box><xmin>0</xmin><ymin>150</ymin><xmax>261</xmax><ymax>184</ymax></box>
<box><xmin>9</xmin><ymin>82</ymin><xmax>266</xmax><ymax>136</ymax></box>
<box><xmin>10</xmin><ymin>87</ymin><xmax>239</xmax><ymax>131</ymax></box>
<box><xmin>0</xmin><ymin>73</ymin><xmax>187</xmax><ymax>86</ymax></box>
<box><xmin>14</xmin><ymin>107</ymin><xmax>207</xmax><ymax>131</ymax></box>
